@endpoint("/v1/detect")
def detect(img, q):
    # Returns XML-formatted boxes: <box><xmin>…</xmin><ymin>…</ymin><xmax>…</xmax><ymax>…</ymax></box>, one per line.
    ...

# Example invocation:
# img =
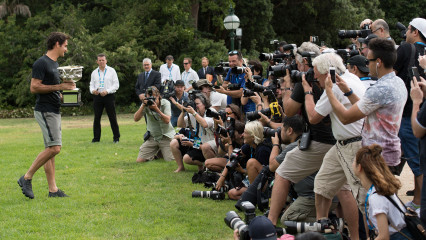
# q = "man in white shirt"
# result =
<box><xmin>90</xmin><ymin>53</ymin><xmax>120</xmax><ymax>143</ymax></box>
<box><xmin>159</xmin><ymin>55</ymin><xmax>181</xmax><ymax>83</ymax></box>
<box><xmin>181</xmin><ymin>57</ymin><xmax>199</xmax><ymax>92</ymax></box>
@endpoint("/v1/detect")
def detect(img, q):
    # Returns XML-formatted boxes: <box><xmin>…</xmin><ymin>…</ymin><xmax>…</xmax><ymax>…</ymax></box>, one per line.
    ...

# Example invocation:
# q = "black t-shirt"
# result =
<box><xmin>32</xmin><ymin>55</ymin><xmax>61</xmax><ymax>113</ymax></box>
<box><xmin>254</xmin><ymin>141</ymin><xmax>272</xmax><ymax>166</ymax></box>
<box><xmin>418</xmin><ymin>103</ymin><xmax>426</xmax><ymax>174</ymax></box>
<box><xmin>394</xmin><ymin>42</ymin><xmax>426</xmax><ymax>117</ymax></box>
<box><xmin>290</xmin><ymin>82</ymin><xmax>336</xmax><ymax>145</ymax></box>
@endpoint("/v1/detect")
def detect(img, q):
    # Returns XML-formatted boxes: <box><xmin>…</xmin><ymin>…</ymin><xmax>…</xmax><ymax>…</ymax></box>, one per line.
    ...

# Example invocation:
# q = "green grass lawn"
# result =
<box><xmin>0</xmin><ymin>114</ymin><xmax>238</xmax><ymax>239</ymax></box>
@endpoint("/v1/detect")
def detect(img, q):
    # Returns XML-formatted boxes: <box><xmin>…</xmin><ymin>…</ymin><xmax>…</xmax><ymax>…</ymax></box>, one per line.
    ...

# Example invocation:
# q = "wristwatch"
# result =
<box><xmin>192</xmin><ymin>112</ymin><xmax>198</xmax><ymax>117</ymax></box>
<box><xmin>344</xmin><ymin>88</ymin><xmax>353</xmax><ymax>97</ymax></box>
<box><xmin>304</xmin><ymin>91</ymin><xmax>313</xmax><ymax>96</ymax></box>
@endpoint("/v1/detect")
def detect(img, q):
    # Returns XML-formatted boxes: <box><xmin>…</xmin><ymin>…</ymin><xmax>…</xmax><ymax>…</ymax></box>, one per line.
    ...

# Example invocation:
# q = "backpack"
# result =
<box><xmin>385</xmin><ymin>195</ymin><xmax>426</xmax><ymax>240</ymax></box>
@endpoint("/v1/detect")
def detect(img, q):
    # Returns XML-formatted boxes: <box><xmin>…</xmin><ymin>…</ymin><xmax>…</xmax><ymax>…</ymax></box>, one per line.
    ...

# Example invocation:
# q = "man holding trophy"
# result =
<box><xmin>89</xmin><ymin>53</ymin><xmax>121</xmax><ymax>143</ymax></box>
<box><xmin>17</xmin><ymin>32</ymin><xmax>75</xmax><ymax>199</ymax></box>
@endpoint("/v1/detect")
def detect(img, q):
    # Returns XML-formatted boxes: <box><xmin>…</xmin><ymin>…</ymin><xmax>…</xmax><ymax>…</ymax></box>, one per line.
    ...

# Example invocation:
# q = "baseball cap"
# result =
<box><xmin>347</xmin><ymin>55</ymin><xmax>370</xmax><ymax>73</ymax></box>
<box><xmin>175</xmin><ymin>80</ymin><xmax>185</xmax><ymax>86</ymax></box>
<box><xmin>409</xmin><ymin>18</ymin><xmax>426</xmax><ymax>37</ymax></box>
<box><xmin>249</xmin><ymin>216</ymin><xmax>277</xmax><ymax>240</ymax></box>
<box><xmin>196</xmin><ymin>79</ymin><xmax>212</xmax><ymax>88</ymax></box>
<box><xmin>358</xmin><ymin>34</ymin><xmax>378</xmax><ymax>46</ymax></box>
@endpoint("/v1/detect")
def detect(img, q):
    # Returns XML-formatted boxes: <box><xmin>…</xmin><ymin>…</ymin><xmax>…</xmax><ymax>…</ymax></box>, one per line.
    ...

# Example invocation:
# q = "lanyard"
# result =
<box><xmin>183</xmin><ymin>71</ymin><xmax>189</xmax><ymax>83</ymax></box>
<box><xmin>360</xmin><ymin>77</ymin><xmax>372</xmax><ymax>81</ymax></box>
<box><xmin>98</xmin><ymin>67</ymin><xmax>107</xmax><ymax>88</ymax></box>
<box><xmin>168</xmin><ymin>66</ymin><xmax>173</xmax><ymax>80</ymax></box>
<box><xmin>365</xmin><ymin>184</ymin><xmax>376</xmax><ymax>230</ymax></box>
<box><xmin>415</xmin><ymin>42</ymin><xmax>426</xmax><ymax>46</ymax></box>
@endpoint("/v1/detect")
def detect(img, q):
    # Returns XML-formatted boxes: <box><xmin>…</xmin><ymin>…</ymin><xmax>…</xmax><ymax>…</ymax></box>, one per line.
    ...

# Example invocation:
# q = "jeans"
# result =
<box><xmin>399</xmin><ymin>117</ymin><xmax>421</xmax><ymax>176</ymax></box>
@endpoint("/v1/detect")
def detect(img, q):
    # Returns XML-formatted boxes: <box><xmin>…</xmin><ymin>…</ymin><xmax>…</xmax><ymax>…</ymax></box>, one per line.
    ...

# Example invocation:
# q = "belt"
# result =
<box><xmin>338</xmin><ymin>136</ymin><xmax>362</xmax><ymax>146</ymax></box>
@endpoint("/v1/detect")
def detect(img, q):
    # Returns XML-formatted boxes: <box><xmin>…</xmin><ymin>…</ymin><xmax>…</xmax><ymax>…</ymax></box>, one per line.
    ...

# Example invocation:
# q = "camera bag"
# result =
<box><xmin>385</xmin><ymin>195</ymin><xmax>426</xmax><ymax>240</ymax></box>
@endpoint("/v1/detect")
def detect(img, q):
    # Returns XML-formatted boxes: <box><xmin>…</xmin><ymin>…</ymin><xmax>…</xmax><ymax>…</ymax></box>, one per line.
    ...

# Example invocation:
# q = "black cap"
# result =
<box><xmin>175</xmin><ymin>80</ymin><xmax>185</xmax><ymax>86</ymax></box>
<box><xmin>347</xmin><ymin>55</ymin><xmax>370</xmax><ymax>73</ymax></box>
<box><xmin>358</xmin><ymin>34</ymin><xmax>378</xmax><ymax>46</ymax></box>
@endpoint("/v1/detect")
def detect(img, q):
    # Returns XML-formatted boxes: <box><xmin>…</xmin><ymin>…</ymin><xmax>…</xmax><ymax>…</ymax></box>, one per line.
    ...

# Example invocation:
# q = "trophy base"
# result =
<box><xmin>62</xmin><ymin>89</ymin><xmax>83</xmax><ymax>107</ymax></box>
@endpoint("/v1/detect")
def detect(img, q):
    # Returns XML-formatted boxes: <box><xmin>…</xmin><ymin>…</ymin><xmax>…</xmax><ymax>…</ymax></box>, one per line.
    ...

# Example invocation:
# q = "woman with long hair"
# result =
<box><xmin>353</xmin><ymin>144</ymin><xmax>412</xmax><ymax>240</ymax></box>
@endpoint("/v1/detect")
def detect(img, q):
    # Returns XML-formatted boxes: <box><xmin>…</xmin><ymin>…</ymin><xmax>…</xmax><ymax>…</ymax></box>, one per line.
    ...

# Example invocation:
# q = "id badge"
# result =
<box><xmin>193</xmin><ymin>137</ymin><xmax>201</xmax><ymax>149</ymax></box>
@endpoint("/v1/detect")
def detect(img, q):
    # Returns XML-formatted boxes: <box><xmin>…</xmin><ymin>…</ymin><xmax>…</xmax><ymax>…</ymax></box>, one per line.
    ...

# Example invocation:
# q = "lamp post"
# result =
<box><xmin>223</xmin><ymin>6</ymin><xmax>240</xmax><ymax>51</ymax></box>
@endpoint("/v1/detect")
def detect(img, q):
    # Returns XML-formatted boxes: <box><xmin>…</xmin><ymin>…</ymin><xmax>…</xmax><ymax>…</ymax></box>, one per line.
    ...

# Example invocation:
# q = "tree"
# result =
<box><xmin>0</xmin><ymin>0</ymin><xmax>31</xmax><ymax>19</ymax></box>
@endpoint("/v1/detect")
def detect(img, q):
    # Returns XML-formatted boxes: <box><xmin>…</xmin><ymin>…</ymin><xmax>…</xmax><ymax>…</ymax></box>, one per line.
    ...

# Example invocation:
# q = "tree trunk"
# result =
<box><xmin>190</xmin><ymin>0</ymin><xmax>199</xmax><ymax>30</ymax></box>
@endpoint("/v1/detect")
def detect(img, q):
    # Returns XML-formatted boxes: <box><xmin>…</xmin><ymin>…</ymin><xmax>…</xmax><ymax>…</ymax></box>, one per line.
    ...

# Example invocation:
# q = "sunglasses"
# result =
<box><xmin>365</xmin><ymin>58</ymin><xmax>377</xmax><ymax>65</ymax></box>
<box><xmin>183</xmin><ymin>62</ymin><xmax>189</xmax><ymax>65</ymax></box>
<box><xmin>228</xmin><ymin>50</ymin><xmax>241</xmax><ymax>57</ymax></box>
<box><xmin>226</xmin><ymin>111</ymin><xmax>235</xmax><ymax>115</ymax></box>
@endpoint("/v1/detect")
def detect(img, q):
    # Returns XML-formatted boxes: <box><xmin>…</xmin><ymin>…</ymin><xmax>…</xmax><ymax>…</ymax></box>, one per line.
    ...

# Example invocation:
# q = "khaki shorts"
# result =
<box><xmin>276</xmin><ymin>141</ymin><xmax>333</xmax><ymax>183</ymax></box>
<box><xmin>314</xmin><ymin>141</ymin><xmax>366</xmax><ymax>213</ymax></box>
<box><xmin>281</xmin><ymin>196</ymin><xmax>338</xmax><ymax>223</ymax></box>
<box><xmin>138</xmin><ymin>136</ymin><xmax>174</xmax><ymax>161</ymax></box>
<box><xmin>34</xmin><ymin>111</ymin><xmax>62</xmax><ymax>148</ymax></box>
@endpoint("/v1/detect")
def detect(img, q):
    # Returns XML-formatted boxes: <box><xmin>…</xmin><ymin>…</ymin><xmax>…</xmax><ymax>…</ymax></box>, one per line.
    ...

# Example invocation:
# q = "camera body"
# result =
<box><xmin>216</xmin><ymin>117</ymin><xmax>236</xmax><ymax>138</ymax></box>
<box><xmin>145</xmin><ymin>96</ymin><xmax>156</xmax><ymax>106</ymax></box>
<box><xmin>224</xmin><ymin>201</ymin><xmax>257</xmax><ymax>240</ymax></box>
<box><xmin>215</xmin><ymin>60</ymin><xmax>231</xmax><ymax>76</ymax></box>
<box><xmin>228</xmin><ymin>83</ymin><xmax>241</xmax><ymax>91</ymax></box>
<box><xmin>226</xmin><ymin>148</ymin><xmax>244</xmax><ymax>171</ymax></box>
<box><xmin>290</xmin><ymin>68</ymin><xmax>315</xmax><ymax>83</ymax></box>
<box><xmin>263</xmin><ymin>127</ymin><xmax>282</xmax><ymax>143</ymax></box>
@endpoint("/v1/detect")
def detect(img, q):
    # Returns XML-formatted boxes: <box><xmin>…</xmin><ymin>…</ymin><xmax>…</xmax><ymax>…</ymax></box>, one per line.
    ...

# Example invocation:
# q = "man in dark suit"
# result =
<box><xmin>197</xmin><ymin>57</ymin><xmax>217</xmax><ymax>84</ymax></box>
<box><xmin>135</xmin><ymin>58</ymin><xmax>161</xmax><ymax>101</ymax></box>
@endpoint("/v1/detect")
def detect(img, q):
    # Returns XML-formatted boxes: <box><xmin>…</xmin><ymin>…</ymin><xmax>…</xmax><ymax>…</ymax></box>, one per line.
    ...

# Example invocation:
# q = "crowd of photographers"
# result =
<box><xmin>134</xmin><ymin>17</ymin><xmax>426</xmax><ymax>240</ymax></box>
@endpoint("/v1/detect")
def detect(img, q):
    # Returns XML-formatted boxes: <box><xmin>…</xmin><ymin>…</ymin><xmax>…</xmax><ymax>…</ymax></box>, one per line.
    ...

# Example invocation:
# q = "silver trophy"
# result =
<box><xmin>58</xmin><ymin>66</ymin><xmax>84</xmax><ymax>107</ymax></box>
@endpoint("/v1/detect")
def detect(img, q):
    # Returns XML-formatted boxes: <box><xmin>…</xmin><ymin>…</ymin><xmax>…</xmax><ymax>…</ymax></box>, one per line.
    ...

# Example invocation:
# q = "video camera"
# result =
<box><xmin>215</xmin><ymin>60</ymin><xmax>230</xmax><ymax>76</ymax></box>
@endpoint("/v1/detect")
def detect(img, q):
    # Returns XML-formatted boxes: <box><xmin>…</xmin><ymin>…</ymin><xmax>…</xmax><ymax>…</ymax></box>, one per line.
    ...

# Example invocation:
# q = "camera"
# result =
<box><xmin>268</xmin><ymin>62</ymin><xmax>298</xmax><ymax>78</ymax></box>
<box><xmin>224</xmin><ymin>201</ymin><xmax>256</xmax><ymax>240</ymax></box>
<box><xmin>396</xmin><ymin>22</ymin><xmax>407</xmax><ymax>40</ymax></box>
<box><xmin>338</xmin><ymin>29</ymin><xmax>371</xmax><ymax>39</ymax></box>
<box><xmin>259</xmin><ymin>52</ymin><xmax>292</xmax><ymax>62</ymax></box>
<box><xmin>206</xmin><ymin>108</ymin><xmax>226</xmax><ymax>120</ymax></box>
<box><xmin>145</xmin><ymin>96</ymin><xmax>156</xmax><ymax>106</ymax></box>
<box><xmin>243</xmin><ymin>89</ymin><xmax>256</xmax><ymax>97</ymax></box>
<box><xmin>192</xmin><ymin>190</ymin><xmax>225</xmax><ymax>200</ymax></box>
<box><xmin>231</xmin><ymin>66</ymin><xmax>246</xmax><ymax>75</ymax></box>
<box><xmin>245</xmin><ymin>80</ymin><xmax>267</xmax><ymax>93</ymax></box>
<box><xmin>215</xmin><ymin>60</ymin><xmax>230</xmax><ymax>76</ymax></box>
<box><xmin>284</xmin><ymin>218</ymin><xmax>344</xmax><ymax>235</ymax></box>
<box><xmin>162</xmin><ymin>91</ymin><xmax>175</xmax><ymax>99</ymax></box>
<box><xmin>290</xmin><ymin>68</ymin><xmax>315</xmax><ymax>83</ymax></box>
<box><xmin>246</xmin><ymin>108</ymin><xmax>271</xmax><ymax>121</ymax></box>
<box><xmin>263</xmin><ymin>127</ymin><xmax>281</xmax><ymax>142</ymax></box>
<box><xmin>204</xmin><ymin>182</ymin><xmax>230</xmax><ymax>193</ymax></box>
<box><xmin>227</xmin><ymin>83</ymin><xmax>241</xmax><ymax>91</ymax></box>
<box><xmin>226</xmin><ymin>148</ymin><xmax>244</xmax><ymax>171</ymax></box>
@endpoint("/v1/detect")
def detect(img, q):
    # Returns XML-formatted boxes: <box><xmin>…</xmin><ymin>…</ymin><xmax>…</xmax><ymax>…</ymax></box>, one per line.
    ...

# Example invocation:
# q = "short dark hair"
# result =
<box><xmin>228</xmin><ymin>50</ymin><xmax>242</xmax><ymax>60</ymax></box>
<box><xmin>368</xmin><ymin>38</ymin><xmax>397</xmax><ymax>68</ymax></box>
<box><xmin>248</xmin><ymin>60</ymin><xmax>263</xmax><ymax>76</ymax></box>
<box><xmin>282</xmin><ymin>115</ymin><xmax>304</xmax><ymax>136</ymax></box>
<box><xmin>234</xmin><ymin>120</ymin><xmax>245</xmax><ymax>134</ymax></box>
<box><xmin>165</xmin><ymin>55</ymin><xmax>174</xmax><ymax>61</ymax></box>
<box><xmin>410</xmin><ymin>25</ymin><xmax>426</xmax><ymax>43</ymax></box>
<box><xmin>184</xmin><ymin>57</ymin><xmax>192</xmax><ymax>64</ymax></box>
<box><xmin>97</xmin><ymin>53</ymin><xmax>106</xmax><ymax>59</ymax></box>
<box><xmin>47</xmin><ymin>32</ymin><xmax>70</xmax><ymax>50</ymax></box>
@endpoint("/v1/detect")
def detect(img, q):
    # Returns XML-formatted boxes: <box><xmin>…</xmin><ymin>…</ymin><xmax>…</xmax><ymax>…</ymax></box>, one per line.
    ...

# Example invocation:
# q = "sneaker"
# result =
<box><xmin>406</xmin><ymin>190</ymin><xmax>414</xmax><ymax>196</ymax></box>
<box><xmin>17</xmin><ymin>175</ymin><xmax>34</xmax><ymax>199</ymax></box>
<box><xmin>48</xmin><ymin>189</ymin><xmax>69</xmax><ymax>197</ymax></box>
<box><xmin>405</xmin><ymin>201</ymin><xmax>420</xmax><ymax>210</ymax></box>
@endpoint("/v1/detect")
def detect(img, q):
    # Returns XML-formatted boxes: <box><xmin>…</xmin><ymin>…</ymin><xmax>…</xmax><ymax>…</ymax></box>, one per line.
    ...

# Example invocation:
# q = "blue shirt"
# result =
<box><xmin>224</xmin><ymin>69</ymin><xmax>245</xmax><ymax>105</ymax></box>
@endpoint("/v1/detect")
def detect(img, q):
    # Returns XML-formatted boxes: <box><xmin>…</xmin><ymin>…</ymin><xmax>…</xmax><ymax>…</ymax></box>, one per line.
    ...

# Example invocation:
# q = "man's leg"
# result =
<box><xmin>201</xmin><ymin>141</ymin><xmax>216</xmax><ymax>160</ymax></box>
<box><xmin>104</xmin><ymin>94</ymin><xmax>120</xmax><ymax>142</ymax></box>
<box><xmin>93</xmin><ymin>95</ymin><xmax>104</xmax><ymax>142</ymax></box>
<box><xmin>183</xmin><ymin>150</ymin><xmax>204</xmax><ymax>171</ymax></box>
<box><xmin>137</xmin><ymin>137</ymin><xmax>159</xmax><ymax>163</ymax></box>
<box><xmin>246</xmin><ymin>158</ymin><xmax>263</xmax><ymax>184</ymax></box>
<box><xmin>336</xmin><ymin>189</ymin><xmax>360</xmax><ymax>240</ymax></box>
<box><xmin>399</xmin><ymin>117</ymin><xmax>422</xmax><ymax>206</ymax></box>
<box><xmin>26</xmin><ymin>146</ymin><xmax>61</xmax><ymax>179</ymax></box>
<box><xmin>44</xmin><ymin>157</ymin><xmax>57</xmax><ymax>193</ymax></box>
<box><xmin>268</xmin><ymin>174</ymin><xmax>291</xmax><ymax>225</ymax></box>
<box><xmin>205</xmin><ymin>158</ymin><xmax>227</xmax><ymax>172</ymax></box>
<box><xmin>171</xmin><ymin>139</ymin><xmax>185</xmax><ymax>172</ymax></box>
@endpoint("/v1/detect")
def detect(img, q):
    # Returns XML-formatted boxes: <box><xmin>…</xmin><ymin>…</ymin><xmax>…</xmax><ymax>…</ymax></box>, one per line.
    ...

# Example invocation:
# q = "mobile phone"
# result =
<box><xmin>412</xmin><ymin>67</ymin><xmax>420</xmax><ymax>82</ymax></box>
<box><xmin>329</xmin><ymin>67</ymin><xmax>336</xmax><ymax>83</ymax></box>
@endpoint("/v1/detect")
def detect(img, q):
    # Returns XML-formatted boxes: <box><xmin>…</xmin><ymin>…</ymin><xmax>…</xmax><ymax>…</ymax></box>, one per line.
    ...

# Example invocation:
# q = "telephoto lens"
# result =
<box><xmin>192</xmin><ymin>190</ymin><xmax>225</xmax><ymax>200</ymax></box>
<box><xmin>224</xmin><ymin>211</ymin><xmax>250</xmax><ymax>240</ymax></box>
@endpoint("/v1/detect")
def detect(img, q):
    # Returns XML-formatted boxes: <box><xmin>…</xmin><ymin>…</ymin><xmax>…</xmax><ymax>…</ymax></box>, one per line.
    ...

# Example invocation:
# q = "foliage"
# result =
<box><xmin>0</xmin><ymin>0</ymin><xmax>423</xmax><ymax>111</ymax></box>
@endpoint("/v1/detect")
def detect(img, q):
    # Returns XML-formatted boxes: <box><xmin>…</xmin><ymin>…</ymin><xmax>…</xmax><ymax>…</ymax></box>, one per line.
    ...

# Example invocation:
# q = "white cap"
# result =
<box><xmin>409</xmin><ymin>18</ymin><xmax>426</xmax><ymax>37</ymax></box>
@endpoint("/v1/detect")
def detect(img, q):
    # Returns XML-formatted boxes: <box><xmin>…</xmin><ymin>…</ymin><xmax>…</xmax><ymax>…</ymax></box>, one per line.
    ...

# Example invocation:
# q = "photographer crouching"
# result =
<box><xmin>170</xmin><ymin>93</ymin><xmax>215</xmax><ymax>172</ymax></box>
<box><xmin>134</xmin><ymin>86</ymin><xmax>175</xmax><ymax>163</ymax></box>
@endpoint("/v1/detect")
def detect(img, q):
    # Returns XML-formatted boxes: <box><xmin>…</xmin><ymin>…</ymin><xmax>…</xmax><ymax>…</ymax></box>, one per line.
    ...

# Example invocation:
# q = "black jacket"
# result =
<box><xmin>135</xmin><ymin>70</ymin><xmax>162</xmax><ymax>96</ymax></box>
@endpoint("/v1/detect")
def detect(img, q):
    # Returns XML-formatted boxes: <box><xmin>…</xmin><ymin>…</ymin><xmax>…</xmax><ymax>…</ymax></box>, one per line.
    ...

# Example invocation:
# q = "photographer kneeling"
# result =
<box><xmin>216</xmin><ymin>121</ymin><xmax>272</xmax><ymax>200</ymax></box>
<box><xmin>170</xmin><ymin>94</ymin><xmax>215</xmax><ymax>172</ymax></box>
<box><xmin>134</xmin><ymin>86</ymin><xmax>175</xmax><ymax>162</ymax></box>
